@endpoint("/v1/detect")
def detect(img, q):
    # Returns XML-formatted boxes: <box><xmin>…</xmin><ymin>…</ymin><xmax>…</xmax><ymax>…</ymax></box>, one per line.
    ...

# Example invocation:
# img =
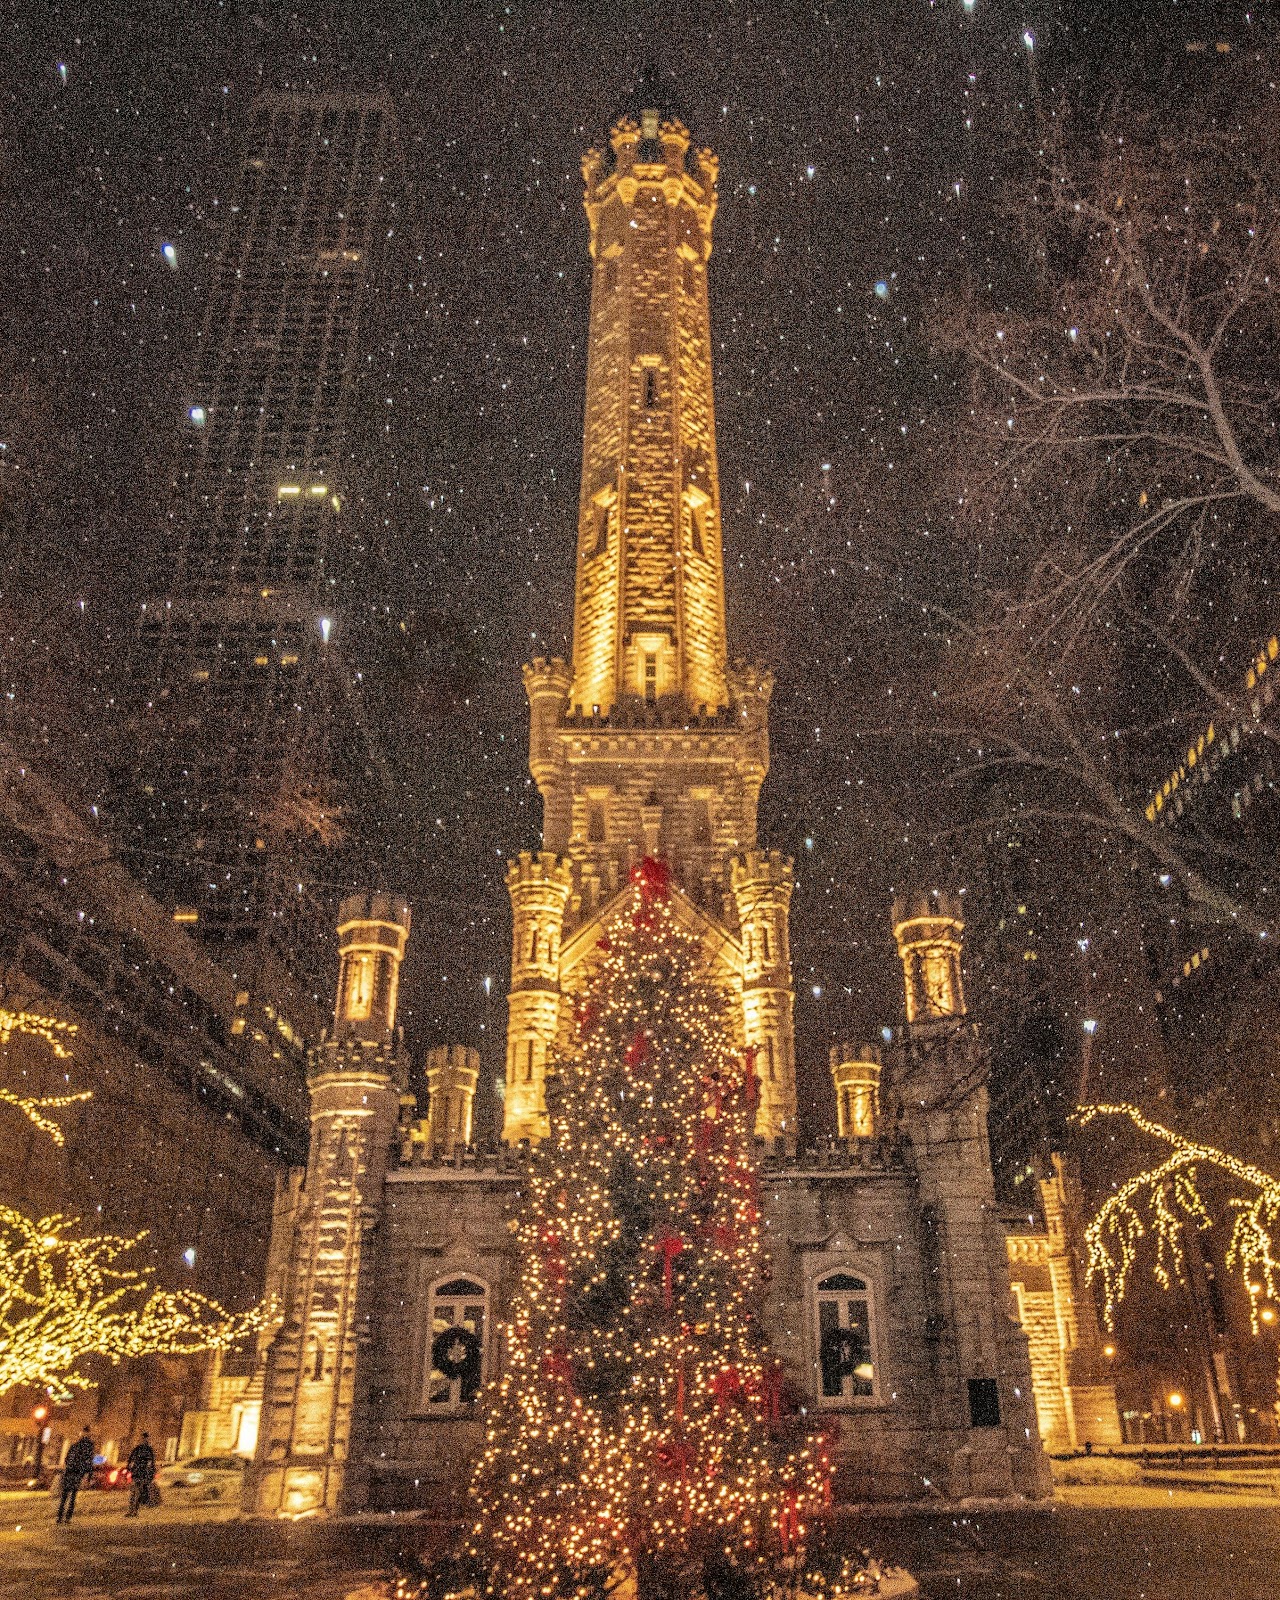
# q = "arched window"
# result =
<box><xmin>815</xmin><ymin>1271</ymin><xmax>876</xmax><ymax>1403</ymax></box>
<box><xmin>426</xmin><ymin>1276</ymin><xmax>488</xmax><ymax>1411</ymax></box>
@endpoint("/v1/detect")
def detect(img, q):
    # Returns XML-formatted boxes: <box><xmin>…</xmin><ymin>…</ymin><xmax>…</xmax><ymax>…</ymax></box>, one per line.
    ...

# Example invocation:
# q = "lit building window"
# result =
<box><xmin>815</xmin><ymin>1271</ymin><xmax>876</xmax><ymax>1403</ymax></box>
<box><xmin>427</xmin><ymin>1276</ymin><xmax>487</xmax><ymax>1410</ymax></box>
<box><xmin>343</xmin><ymin>953</ymin><xmax>375</xmax><ymax>1021</ymax></box>
<box><xmin>644</xmin><ymin>652</ymin><xmax>658</xmax><ymax>702</ymax></box>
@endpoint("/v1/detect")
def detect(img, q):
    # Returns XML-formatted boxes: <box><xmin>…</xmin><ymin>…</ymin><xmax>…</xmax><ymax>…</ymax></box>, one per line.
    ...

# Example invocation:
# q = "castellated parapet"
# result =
<box><xmin>503</xmin><ymin>851</ymin><xmax>573</xmax><ymax>1145</ymax></box>
<box><xmin>892</xmin><ymin>889</ymin><xmax>966</xmax><ymax>1027</ymax></box>
<box><xmin>830</xmin><ymin>1042</ymin><xmax>882</xmax><ymax>1139</ymax></box>
<box><xmin>730</xmin><ymin>849</ymin><xmax>797</xmax><ymax>1141</ymax></box>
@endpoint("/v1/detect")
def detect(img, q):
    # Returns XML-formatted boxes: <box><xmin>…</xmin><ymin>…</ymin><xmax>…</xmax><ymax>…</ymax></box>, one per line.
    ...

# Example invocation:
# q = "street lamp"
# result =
<box><xmin>31</xmin><ymin>1405</ymin><xmax>48</xmax><ymax>1480</ymax></box>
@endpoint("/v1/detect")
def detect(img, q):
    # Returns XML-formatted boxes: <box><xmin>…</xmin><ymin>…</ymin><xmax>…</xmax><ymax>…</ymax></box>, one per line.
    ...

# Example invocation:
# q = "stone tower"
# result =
<box><xmin>423</xmin><ymin>1044</ymin><xmax>480</xmax><ymax>1156</ymax></box>
<box><xmin>505</xmin><ymin>88</ymin><xmax>796</xmax><ymax>1144</ymax></box>
<box><xmin>889</xmin><ymin>891</ymin><xmax>1051</xmax><ymax>1498</ymax></box>
<box><xmin>830</xmin><ymin>1041</ymin><xmax>882</xmax><ymax>1139</ymax></box>
<box><xmin>246</xmin><ymin>893</ymin><xmax>410</xmax><ymax>1516</ymax></box>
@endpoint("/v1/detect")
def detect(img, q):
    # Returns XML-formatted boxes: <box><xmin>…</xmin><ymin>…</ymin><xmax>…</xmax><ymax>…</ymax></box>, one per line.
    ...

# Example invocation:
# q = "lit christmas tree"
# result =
<box><xmin>467</xmin><ymin>859</ymin><xmax>828</xmax><ymax>1600</ymax></box>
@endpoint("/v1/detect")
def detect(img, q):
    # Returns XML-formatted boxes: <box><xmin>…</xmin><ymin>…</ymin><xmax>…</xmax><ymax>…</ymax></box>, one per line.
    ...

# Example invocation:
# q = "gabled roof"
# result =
<box><xmin>559</xmin><ymin>879</ymin><xmax>742</xmax><ymax>989</ymax></box>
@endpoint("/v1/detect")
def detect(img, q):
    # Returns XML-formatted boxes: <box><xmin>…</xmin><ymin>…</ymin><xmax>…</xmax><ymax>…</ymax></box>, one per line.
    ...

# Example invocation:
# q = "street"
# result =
<box><xmin>1</xmin><ymin>1497</ymin><xmax>1278</xmax><ymax>1599</ymax></box>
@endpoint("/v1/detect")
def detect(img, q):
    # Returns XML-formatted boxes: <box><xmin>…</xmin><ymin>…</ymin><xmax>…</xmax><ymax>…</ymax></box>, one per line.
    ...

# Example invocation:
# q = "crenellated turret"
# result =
<box><xmin>248</xmin><ymin>890</ymin><xmax>410</xmax><ymax>1518</ymax></box>
<box><xmin>423</xmin><ymin>1044</ymin><xmax>480</xmax><ymax>1157</ymax></box>
<box><xmin>522</xmin><ymin>658</ymin><xmax>573</xmax><ymax>854</ymax></box>
<box><xmin>892</xmin><ymin>889</ymin><xmax>966</xmax><ymax>1029</ymax></box>
<box><xmin>332</xmin><ymin>892</ymin><xmax>411</xmax><ymax>1046</ymax></box>
<box><xmin>730</xmin><ymin>849</ymin><xmax>797</xmax><ymax>1141</ymax></box>
<box><xmin>830</xmin><ymin>1042</ymin><xmax>882</xmax><ymax>1139</ymax></box>
<box><xmin>503</xmin><ymin>851</ymin><xmax>573</xmax><ymax>1144</ymax></box>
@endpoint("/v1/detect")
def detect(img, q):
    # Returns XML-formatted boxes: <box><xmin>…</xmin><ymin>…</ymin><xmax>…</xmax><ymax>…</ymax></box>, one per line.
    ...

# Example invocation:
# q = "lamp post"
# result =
<box><xmin>31</xmin><ymin>1405</ymin><xmax>48</xmax><ymax>1479</ymax></box>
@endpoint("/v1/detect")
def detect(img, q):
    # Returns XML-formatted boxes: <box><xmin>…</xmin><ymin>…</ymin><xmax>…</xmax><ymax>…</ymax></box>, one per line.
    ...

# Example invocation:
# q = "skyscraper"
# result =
<box><xmin>125</xmin><ymin>91</ymin><xmax>399</xmax><ymax>969</ymax></box>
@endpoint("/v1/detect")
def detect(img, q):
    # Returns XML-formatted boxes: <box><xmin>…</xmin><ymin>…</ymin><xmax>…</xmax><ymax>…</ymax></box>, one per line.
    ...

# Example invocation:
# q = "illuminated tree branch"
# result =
<box><xmin>0</xmin><ymin>1207</ymin><xmax>262</xmax><ymax>1402</ymax></box>
<box><xmin>0</xmin><ymin>1003</ymin><xmax>258</xmax><ymax>1394</ymax></box>
<box><xmin>1075</xmin><ymin>1102</ymin><xmax>1280</xmax><ymax>1331</ymax></box>
<box><xmin>0</xmin><ymin>1006</ymin><xmax>90</xmax><ymax>1145</ymax></box>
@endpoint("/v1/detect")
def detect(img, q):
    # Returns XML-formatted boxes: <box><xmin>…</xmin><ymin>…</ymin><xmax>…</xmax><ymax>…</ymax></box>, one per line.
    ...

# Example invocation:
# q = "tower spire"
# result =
<box><xmin>571</xmin><ymin>99</ymin><xmax>726</xmax><ymax>716</ymax></box>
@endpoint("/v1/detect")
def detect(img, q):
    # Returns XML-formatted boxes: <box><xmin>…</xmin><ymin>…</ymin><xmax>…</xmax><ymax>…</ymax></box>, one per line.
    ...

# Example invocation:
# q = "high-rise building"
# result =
<box><xmin>123</xmin><ymin>91</ymin><xmax>399</xmax><ymax>970</ymax></box>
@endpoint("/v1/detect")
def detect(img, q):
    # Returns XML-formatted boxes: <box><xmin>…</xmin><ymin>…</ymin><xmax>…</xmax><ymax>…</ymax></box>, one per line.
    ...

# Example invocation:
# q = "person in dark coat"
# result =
<box><xmin>125</xmin><ymin>1432</ymin><xmax>157</xmax><ymax>1517</ymax></box>
<box><xmin>57</xmin><ymin>1427</ymin><xmax>96</xmax><ymax>1524</ymax></box>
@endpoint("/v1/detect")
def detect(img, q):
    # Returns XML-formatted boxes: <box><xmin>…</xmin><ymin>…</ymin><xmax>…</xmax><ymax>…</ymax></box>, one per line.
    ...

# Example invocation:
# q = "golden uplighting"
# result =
<box><xmin>462</xmin><ymin>864</ymin><xmax>828</xmax><ymax>1600</ymax></box>
<box><xmin>0</xmin><ymin>1206</ymin><xmax>261</xmax><ymax>1402</ymax></box>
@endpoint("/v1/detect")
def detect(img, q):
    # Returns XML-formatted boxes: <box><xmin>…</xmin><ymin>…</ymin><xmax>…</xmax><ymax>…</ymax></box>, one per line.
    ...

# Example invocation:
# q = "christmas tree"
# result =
<box><xmin>468</xmin><ymin>858</ymin><xmax>829</xmax><ymax>1600</ymax></box>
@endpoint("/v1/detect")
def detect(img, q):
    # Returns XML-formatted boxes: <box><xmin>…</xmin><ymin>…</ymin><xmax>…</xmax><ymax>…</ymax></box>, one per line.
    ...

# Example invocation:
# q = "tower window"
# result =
<box><xmin>602</xmin><ymin>257</ymin><xmax>617</xmax><ymax>295</ymax></box>
<box><xmin>426</xmin><ymin>1276</ymin><xmax>487</xmax><ymax>1410</ymax></box>
<box><xmin>592</xmin><ymin>502</ymin><xmax>610</xmax><ymax>557</ymax></box>
<box><xmin>643</xmin><ymin>368</ymin><xmax>660</xmax><ymax>409</ymax></box>
<box><xmin>587</xmin><ymin>799</ymin><xmax>607</xmax><ymax>843</ymax></box>
<box><xmin>643</xmin><ymin>652</ymin><xmax>658</xmax><ymax>702</ymax></box>
<box><xmin>815</xmin><ymin>1272</ymin><xmax>877</xmax><ymax>1403</ymax></box>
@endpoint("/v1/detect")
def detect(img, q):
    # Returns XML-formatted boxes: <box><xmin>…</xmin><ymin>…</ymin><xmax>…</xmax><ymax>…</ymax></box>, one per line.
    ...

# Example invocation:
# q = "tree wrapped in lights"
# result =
<box><xmin>468</xmin><ymin>860</ymin><xmax>828</xmax><ymax>1600</ymax></box>
<box><xmin>1077</xmin><ymin>1102</ymin><xmax>1280</xmax><ymax>1332</ymax></box>
<box><xmin>0</xmin><ymin>1006</ymin><xmax>90</xmax><ymax>1145</ymax></box>
<box><xmin>0</xmin><ymin>1003</ymin><xmax>258</xmax><ymax>1397</ymax></box>
<box><xmin>0</xmin><ymin>1207</ymin><xmax>261</xmax><ymax>1401</ymax></box>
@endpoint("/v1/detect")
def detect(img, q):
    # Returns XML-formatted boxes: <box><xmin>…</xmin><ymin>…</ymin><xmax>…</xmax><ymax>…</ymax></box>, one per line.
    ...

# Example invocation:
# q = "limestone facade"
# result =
<box><xmin>504</xmin><ymin>105</ymin><xmax>793</xmax><ymax>1145</ymax></box>
<box><xmin>243</xmin><ymin>96</ymin><xmax>1078</xmax><ymax>1516</ymax></box>
<box><xmin>1005</xmin><ymin>1158</ymin><xmax>1123</xmax><ymax>1453</ymax></box>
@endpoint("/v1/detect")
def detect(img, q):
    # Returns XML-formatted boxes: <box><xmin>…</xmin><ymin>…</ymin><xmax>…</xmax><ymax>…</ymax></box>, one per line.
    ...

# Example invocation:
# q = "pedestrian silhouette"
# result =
<box><xmin>57</xmin><ymin>1427</ymin><xmax>95</xmax><ymax>1524</ymax></box>
<box><xmin>125</xmin><ymin>1432</ymin><xmax>157</xmax><ymax>1517</ymax></box>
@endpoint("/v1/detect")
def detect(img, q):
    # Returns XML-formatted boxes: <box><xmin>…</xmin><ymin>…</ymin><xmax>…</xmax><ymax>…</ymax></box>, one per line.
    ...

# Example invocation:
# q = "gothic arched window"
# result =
<box><xmin>815</xmin><ymin>1271</ymin><xmax>876</xmax><ymax>1404</ymax></box>
<box><xmin>426</xmin><ymin>1275</ymin><xmax>488</xmax><ymax>1411</ymax></box>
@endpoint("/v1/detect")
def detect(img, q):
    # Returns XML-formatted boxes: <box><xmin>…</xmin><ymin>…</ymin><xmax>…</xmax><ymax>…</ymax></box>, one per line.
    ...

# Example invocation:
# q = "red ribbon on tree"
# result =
<box><xmin>626</xmin><ymin>1030</ymin><xmax>649</xmax><ymax>1068</ymax></box>
<box><xmin>760</xmin><ymin>1362</ymin><xmax>784</xmax><ymax>1426</ymax></box>
<box><xmin>694</xmin><ymin>1118</ymin><xmax>715</xmax><ymax>1175</ymax></box>
<box><xmin>778</xmin><ymin>1490</ymin><xmax>802</xmax><ymax>1552</ymax></box>
<box><xmin>631</xmin><ymin>855</ymin><xmax>671</xmax><ymax>906</ymax></box>
<box><xmin>743</xmin><ymin>1046</ymin><xmax>760</xmax><ymax>1111</ymax></box>
<box><xmin>712</xmin><ymin>1221</ymin><xmax>738</xmax><ymax>1252</ymax></box>
<box><xmin>540</xmin><ymin>1225</ymin><xmax>567</xmax><ymax>1288</ymax></box>
<box><xmin>542</xmin><ymin>1348</ymin><xmax>575</xmax><ymax>1390</ymax></box>
<box><xmin>675</xmin><ymin>1359</ymin><xmax>686</xmax><ymax>1424</ymax></box>
<box><xmin>710</xmin><ymin>1365</ymin><xmax>744</xmax><ymax>1410</ymax></box>
<box><xmin>654</xmin><ymin>1230</ymin><xmax>686</xmax><ymax>1307</ymax></box>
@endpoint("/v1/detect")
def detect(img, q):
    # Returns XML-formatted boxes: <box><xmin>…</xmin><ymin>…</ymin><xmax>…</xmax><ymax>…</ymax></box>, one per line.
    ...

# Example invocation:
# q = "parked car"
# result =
<box><xmin>86</xmin><ymin>1459</ymin><xmax>130</xmax><ymax>1491</ymax></box>
<box><xmin>154</xmin><ymin>1455</ymin><xmax>247</xmax><ymax>1502</ymax></box>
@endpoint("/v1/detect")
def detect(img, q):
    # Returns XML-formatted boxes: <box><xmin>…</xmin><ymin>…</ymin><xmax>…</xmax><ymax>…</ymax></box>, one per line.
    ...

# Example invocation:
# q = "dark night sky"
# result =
<box><xmin>0</xmin><ymin>1</ymin><xmax>1260</xmax><ymax>1135</ymax></box>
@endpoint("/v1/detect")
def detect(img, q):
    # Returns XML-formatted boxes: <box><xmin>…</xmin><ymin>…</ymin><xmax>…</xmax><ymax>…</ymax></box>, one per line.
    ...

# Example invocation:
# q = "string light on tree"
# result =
<box><xmin>0</xmin><ymin>1002</ymin><xmax>258</xmax><ymax>1395</ymax></box>
<box><xmin>459</xmin><ymin>860</ymin><xmax>829</xmax><ymax>1600</ymax></box>
<box><xmin>0</xmin><ymin>1008</ymin><xmax>89</xmax><ymax>1145</ymax></box>
<box><xmin>1075</xmin><ymin>1102</ymin><xmax>1280</xmax><ymax>1332</ymax></box>
<box><xmin>0</xmin><ymin>1207</ymin><xmax>261</xmax><ymax>1402</ymax></box>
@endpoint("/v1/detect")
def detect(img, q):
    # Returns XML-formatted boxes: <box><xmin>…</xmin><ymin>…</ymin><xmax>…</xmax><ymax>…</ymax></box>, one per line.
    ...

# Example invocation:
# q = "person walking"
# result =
<box><xmin>56</xmin><ymin>1427</ymin><xmax>96</xmax><ymax>1524</ymax></box>
<box><xmin>125</xmin><ymin>1433</ymin><xmax>157</xmax><ymax>1517</ymax></box>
